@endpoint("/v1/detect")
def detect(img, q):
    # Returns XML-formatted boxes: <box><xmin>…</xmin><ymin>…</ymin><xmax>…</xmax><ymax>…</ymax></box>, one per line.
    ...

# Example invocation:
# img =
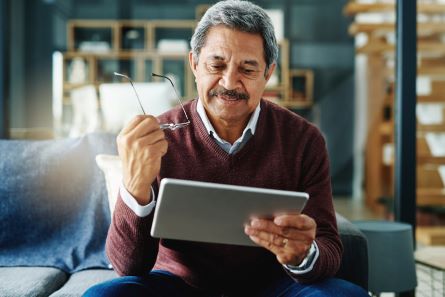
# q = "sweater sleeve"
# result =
<box><xmin>289</xmin><ymin>128</ymin><xmax>343</xmax><ymax>283</ymax></box>
<box><xmin>105</xmin><ymin>194</ymin><xmax>159</xmax><ymax>276</ymax></box>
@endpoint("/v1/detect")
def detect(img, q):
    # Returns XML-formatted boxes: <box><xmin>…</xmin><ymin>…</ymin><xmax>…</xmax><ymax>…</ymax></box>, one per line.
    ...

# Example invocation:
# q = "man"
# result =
<box><xmin>85</xmin><ymin>1</ymin><xmax>369</xmax><ymax>296</ymax></box>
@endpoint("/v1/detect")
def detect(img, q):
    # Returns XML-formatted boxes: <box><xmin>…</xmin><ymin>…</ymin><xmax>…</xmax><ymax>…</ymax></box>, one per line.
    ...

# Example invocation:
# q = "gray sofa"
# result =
<box><xmin>0</xmin><ymin>133</ymin><xmax>368</xmax><ymax>297</ymax></box>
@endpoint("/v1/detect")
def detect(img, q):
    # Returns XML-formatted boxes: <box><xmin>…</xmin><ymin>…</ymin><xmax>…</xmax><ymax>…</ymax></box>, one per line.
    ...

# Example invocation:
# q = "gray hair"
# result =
<box><xmin>190</xmin><ymin>0</ymin><xmax>278</xmax><ymax>73</ymax></box>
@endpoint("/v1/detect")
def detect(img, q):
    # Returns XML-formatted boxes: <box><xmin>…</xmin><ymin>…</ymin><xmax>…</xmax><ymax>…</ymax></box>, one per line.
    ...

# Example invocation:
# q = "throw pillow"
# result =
<box><xmin>95</xmin><ymin>154</ymin><xmax>122</xmax><ymax>216</ymax></box>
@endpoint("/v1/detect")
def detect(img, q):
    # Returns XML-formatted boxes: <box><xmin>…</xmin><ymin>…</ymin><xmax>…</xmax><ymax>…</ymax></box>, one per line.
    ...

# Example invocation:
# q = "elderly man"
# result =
<box><xmin>84</xmin><ymin>1</ymin><xmax>369</xmax><ymax>296</ymax></box>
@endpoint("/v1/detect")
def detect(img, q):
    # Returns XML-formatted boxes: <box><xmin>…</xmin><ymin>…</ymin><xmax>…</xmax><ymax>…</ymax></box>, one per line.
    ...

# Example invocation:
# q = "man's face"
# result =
<box><xmin>189</xmin><ymin>25</ymin><xmax>275</xmax><ymax>127</ymax></box>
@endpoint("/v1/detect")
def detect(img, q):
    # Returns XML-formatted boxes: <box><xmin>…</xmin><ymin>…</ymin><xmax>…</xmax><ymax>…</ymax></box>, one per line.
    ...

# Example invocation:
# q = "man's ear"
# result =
<box><xmin>264</xmin><ymin>63</ymin><xmax>276</xmax><ymax>82</ymax></box>
<box><xmin>189</xmin><ymin>51</ymin><xmax>198</xmax><ymax>78</ymax></box>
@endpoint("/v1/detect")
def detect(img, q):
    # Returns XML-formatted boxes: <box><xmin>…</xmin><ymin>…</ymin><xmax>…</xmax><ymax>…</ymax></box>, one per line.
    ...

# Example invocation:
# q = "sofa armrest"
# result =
<box><xmin>335</xmin><ymin>213</ymin><xmax>368</xmax><ymax>290</ymax></box>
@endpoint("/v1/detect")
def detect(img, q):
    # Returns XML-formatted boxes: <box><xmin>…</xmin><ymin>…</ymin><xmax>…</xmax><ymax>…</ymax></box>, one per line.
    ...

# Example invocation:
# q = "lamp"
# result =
<box><xmin>354</xmin><ymin>220</ymin><xmax>417</xmax><ymax>296</ymax></box>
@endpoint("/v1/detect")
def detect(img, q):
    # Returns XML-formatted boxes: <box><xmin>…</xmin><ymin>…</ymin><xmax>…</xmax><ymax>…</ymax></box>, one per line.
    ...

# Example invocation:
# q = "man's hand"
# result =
<box><xmin>117</xmin><ymin>115</ymin><xmax>168</xmax><ymax>205</ymax></box>
<box><xmin>244</xmin><ymin>214</ymin><xmax>316</xmax><ymax>266</ymax></box>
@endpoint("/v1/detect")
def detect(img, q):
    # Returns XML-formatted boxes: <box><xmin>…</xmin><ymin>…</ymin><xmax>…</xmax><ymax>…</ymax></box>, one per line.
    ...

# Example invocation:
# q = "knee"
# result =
<box><xmin>82</xmin><ymin>276</ymin><xmax>150</xmax><ymax>297</ymax></box>
<box><xmin>320</xmin><ymin>278</ymin><xmax>369</xmax><ymax>297</ymax></box>
<box><xmin>82</xmin><ymin>283</ymin><xmax>106</xmax><ymax>297</ymax></box>
<box><xmin>82</xmin><ymin>281</ymin><xmax>122</xmax><ymax>297</ymax></box>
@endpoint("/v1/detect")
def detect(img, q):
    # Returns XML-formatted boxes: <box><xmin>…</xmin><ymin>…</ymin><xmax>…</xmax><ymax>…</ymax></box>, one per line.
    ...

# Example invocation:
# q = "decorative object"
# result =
<box><xmin>78</xmin><ymin>41</ymin><xmax>110</xmax><ymax>52</ymax></box>
<box><xmin>157</xmin><ymin>39</ymin><xmax>189</xmax><ymax>53</ymax></box>
<box><xmin>68</xmin><ymin>57</ymin><xmax>87</xmax><ymax>84</ymax></box>
<box><xmin>69</xmin><ymin>85</ymin><xmax>100</xmax><ymax>137</ymax></box>
<box><xmin>95</xmin><ymin>154</ymin><xmax>121</xmax><ymax>215</ymax></box>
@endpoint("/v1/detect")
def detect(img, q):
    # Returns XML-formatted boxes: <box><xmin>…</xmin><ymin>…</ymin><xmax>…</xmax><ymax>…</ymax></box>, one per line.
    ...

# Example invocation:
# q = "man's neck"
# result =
<box><xmin>208</xmin><ymin>115</ymin><xmax>249</xmax><ymax>145</ymax></box>
<box><xmin>196</xmin><ymin>99</ymin><xmax>261</xmax><ymax>145</ymax></box>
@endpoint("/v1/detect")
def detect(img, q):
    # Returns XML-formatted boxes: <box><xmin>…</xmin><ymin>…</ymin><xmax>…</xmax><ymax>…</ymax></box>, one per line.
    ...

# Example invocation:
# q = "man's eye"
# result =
<box><xmin>242</xmin><ymin>68</ymin><xmax>259</xmax><ymax>77</ymax></box>
<box><xmin>209</xmin><ymin>64</ymin><xmax>224</xmax><ymax>71</ymax></box>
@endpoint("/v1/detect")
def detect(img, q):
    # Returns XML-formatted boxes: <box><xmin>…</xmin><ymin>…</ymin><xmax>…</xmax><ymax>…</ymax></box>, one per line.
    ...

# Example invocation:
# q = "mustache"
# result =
<box><xmin>208</xmin><ymin>87</ymin><xmax>249</xmax><ymax>100</ymax></box>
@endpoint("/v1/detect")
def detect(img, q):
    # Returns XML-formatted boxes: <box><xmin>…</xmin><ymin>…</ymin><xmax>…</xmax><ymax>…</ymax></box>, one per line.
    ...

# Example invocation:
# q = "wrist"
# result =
<box><xmin>284</xmin><ymin>241</ymin><xmax>318</xmax><ymax>271</ymax></box>
<box><xmin>124</xmin><ymin>179</ymin><xmax>152</xmax><ymax>205</ymax></box>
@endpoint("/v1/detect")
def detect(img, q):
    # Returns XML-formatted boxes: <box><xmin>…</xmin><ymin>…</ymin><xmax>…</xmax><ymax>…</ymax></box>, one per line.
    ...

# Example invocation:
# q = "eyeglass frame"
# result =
<box><xmin>113</xmin><ymin>72</ymin><xmax>190</xmax><ymax>131</ymax></box>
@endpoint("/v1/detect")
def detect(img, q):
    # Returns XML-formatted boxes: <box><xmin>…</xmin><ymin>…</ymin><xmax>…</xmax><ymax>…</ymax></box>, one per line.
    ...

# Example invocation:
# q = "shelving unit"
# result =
<box><xmin>55</xmin><ymin>15</ymin><xmax>314</xmax><ymax>137</ymax></box>
<box><xmin>287</xmin><ymin>69</ymin><xmax>314</xmax><ymax>109</ymax></box>
<box><xmin>64</xmin><ymin>19</ymin><xmax>197</xmax><ymax>99</ymax></box>
<box><xmin>61</xmin><ymin>20</ymin><xmax>296</xmax><ymax>105</ymax></box>
<box><xmin>344</xmin><ymin>1</ymin><xmax>445</xmax><ymax>218</ymax></box>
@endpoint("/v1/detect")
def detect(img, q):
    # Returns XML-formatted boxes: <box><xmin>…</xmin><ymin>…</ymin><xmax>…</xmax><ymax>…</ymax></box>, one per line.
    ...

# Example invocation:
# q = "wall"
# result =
<box><xmin>0</xmin><ymin>0</ymin><xmax>10</xmax><ymax>138</ymax></box>
<box><xmin>6</xmin><ymin>0</ymin><xmax>354</xmax><ymax>195</ymax></box>
<box><xmin>287</xmin><ymin>0</ymin><xmax>355</xmax><ymax>195</ymax></box>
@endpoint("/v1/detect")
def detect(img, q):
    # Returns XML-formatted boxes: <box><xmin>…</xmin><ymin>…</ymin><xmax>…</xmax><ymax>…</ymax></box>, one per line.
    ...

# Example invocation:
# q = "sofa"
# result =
<box><xmin>0</xmin><ymin>132</ymin><xmax>368</xmax><ymax>297</ymax></box>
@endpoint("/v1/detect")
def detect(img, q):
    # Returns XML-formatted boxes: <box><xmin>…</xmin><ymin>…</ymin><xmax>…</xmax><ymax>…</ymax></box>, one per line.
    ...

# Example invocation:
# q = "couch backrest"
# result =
<box><xmin>335</xmin><ymin>213</ymin><xmax>369</xmax><ymax>290</ymax></box>
<box><xmin>0</xmin><ymin>133</ymin><xmax>117</xmax><ymax>273</ymax></box>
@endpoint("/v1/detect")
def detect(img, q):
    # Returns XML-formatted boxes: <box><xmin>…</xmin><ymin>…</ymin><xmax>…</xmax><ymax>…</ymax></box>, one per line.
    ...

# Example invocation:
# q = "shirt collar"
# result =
<box><xmin>196</xmin><ymin>98</ymin><xmax>261</xmax><ymax>139</ymax></box>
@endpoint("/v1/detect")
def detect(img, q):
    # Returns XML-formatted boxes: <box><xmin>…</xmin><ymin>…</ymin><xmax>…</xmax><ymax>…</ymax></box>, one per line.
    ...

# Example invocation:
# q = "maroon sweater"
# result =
<box><xmin>106</xmin><ymin>99</ymin><xmax>342</xmax><ymax>294</ymax></box>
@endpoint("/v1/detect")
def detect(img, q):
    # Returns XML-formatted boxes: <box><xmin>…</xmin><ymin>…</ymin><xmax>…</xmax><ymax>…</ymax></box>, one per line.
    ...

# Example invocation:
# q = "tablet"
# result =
<box><xmin>150</xmin><ymin>178</ymin><xmax>309</xmax><ymax>246</ymax></box>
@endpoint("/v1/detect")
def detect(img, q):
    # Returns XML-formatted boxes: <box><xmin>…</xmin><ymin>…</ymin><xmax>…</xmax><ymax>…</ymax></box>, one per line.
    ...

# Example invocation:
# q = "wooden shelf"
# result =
<box><xmin>282</xmin><ymin>101</ymin><xmax>313</xmax><ymax>109</ymax></box>
<box><xmin>349</xmin><ymin>22</ymin><xmax>445</xmax><ymax>36</ymax></box>
<box><xmin>347</xmin><ymin>2</ymin><xmax>445</xmax><ymax>212</ymax></box>
<box><xmin>418</xmin><ymin>95</ymin><xmax>445</xmax><ymax>103</ymax></box>
<box><xmin>356</xmin><ymin>41</ymin><xmax>445</xmax><ymax>55</ymax></box>
<box><xmin>416</xmin><ymin>228</ymin><xmax>445</xmax><ymax>246</ymax></box>
<box><xmin>56</xmin><ymin>18</ymin><xmax>304</xmax><ymax>138</ymax></box>
<box><xmin>286</xmin><ymin>69</ymin><xmax>314</xmax><ymax>109</ymax></box>
<box><xmin>417</xmin><ymin>188</ymin><xmax>445</xmax><ymax>206</ymax></box>
<box><xmin>417</xmin><ymin>124</ymin><xmax>445</xmax><ymax>132</ymax></box>
<box><xmin>417</xmin><ymin>156</ymin><xmax>445</xmax><ymax>164</ymax></box>
<box><xmin>418</xmin><ymin>66</ymin><xmax>445</xmax><ymax>76</ymax></box>
<box><xmin>344</xmin><ymin>2</ymin><xmax>445</xmax><ymax>16</ymax></box>
<box><xmin>64</xmin><ymin>20</ymin><xmax>292</xmax><ymax>104</ymax></box>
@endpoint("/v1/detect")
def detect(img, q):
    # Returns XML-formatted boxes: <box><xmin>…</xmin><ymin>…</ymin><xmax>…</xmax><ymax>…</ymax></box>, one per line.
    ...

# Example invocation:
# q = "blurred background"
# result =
<box><xmin>0</xmin><ymin>1</ymin><xmax>444</xmax><ymax>294</ymax></box>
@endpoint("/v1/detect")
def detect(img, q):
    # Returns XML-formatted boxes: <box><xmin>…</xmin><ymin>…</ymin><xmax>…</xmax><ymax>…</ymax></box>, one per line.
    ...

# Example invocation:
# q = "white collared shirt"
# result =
<box><xmin>196</xmin><ymin>98</ymin><xmax>260</xmax><ymax>154</ymax></box>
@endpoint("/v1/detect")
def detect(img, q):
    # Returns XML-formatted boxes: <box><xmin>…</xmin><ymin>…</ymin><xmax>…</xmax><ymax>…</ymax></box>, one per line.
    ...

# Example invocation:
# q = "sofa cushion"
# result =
<box><xmin>0</xmin><ymin>267</ymin><xmax>67</xmax><ymax>297</ymax></box>
<box><xmin>50</xmin><ymin>269</ymin><xmax>118</xmax><ymax>297</ymax></box>
<box><xmin>95</xmin><ymin>154</ymin><xmax>121</xmax><ymax>216</ymax></box>
<box><xmin>0</xmin><ymin>133</ymin><xmax>117</xmax><ymax>273</ymax></box>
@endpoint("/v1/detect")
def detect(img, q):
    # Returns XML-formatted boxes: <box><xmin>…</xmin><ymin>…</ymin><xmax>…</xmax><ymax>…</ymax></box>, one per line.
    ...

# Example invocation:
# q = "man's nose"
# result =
<box><xmin>219</xmin><ymin>67</ymin><xmax>241</xmax><ymax>90</ymax></box>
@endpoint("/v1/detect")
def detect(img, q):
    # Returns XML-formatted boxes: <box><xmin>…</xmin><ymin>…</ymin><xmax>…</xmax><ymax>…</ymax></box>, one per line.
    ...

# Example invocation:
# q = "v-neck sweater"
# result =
<box><xmin>106</xmin><ymin>99</ymin><xmax>342</xmax><ymax>293</ymax></box>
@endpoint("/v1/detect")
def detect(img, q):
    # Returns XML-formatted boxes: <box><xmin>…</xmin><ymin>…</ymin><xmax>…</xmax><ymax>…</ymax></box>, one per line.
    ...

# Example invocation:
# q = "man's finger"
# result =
<box><xmin>248</xmin><ymin>217</ymin><xmax>315</xmax><ymax>241</ymax></box>
<box><xmin>125</xmin><ymin>116</ymin><xmax>160</xmax><ymax>139</ymax></box>
<box><xmin>137</xmin><ymin>129</ymin><xmax>166</xmax><ymax>147</ymax></box>
<box><xmin>274</xmin><ymin>214</ymin><xmax>315</xmax><ymax>230</ymax></box>
<box><xmin>120</xmin><ymin>115</ymin><xmax>148</xmax><ymax>135</ymax></box>
<box><xmin>144</xmin><ymin>139</ymin><xmax>168</xmax><ymax>158</ymax></box>
<box><xmin>249</xmin><ymin>218</ymin><xmax>282</xmax><ymax>234</ymax></box>
<box><xmin>245</xmin><ymin>226</ymin><xmax>282</xmax><ymax>245</ymax></box>
<box><xmin>248</xmin><ymin>235</ymin><xmax>282</xmax><ymax>254</ymax></box>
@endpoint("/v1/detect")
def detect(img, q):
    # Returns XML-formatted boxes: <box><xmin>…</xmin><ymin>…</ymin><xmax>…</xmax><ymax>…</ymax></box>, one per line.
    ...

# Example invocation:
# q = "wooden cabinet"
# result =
<box><xmin>62</xmin><ymin>19</ymin><xmax>294</xmax><ymax>101</ymax></box>
<box><xmin>55</xmin><ymin>17</ymin><xmax>311</xmax><ymax>136</ymax></box>
<box><xmin>63</xmin><ymin>20</ymin><xmax>196</xmax><ymax>98</ymax></box>
<box><xmin>344</xmin><ymin>1</ymin><xmax>445</xmax><ymax>213</ymax></box>
<box><xmin>287</xmin><ymin>69</ymin><xmax>314</xmax><ymax>109</ymax></box>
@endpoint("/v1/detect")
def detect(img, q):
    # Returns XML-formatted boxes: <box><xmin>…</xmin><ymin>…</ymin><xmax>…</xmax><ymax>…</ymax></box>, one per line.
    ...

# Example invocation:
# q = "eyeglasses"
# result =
<box><xmin>114</xmin><ymin>72</ymin><xmax>190</xmax><ymax>131</ymax></box>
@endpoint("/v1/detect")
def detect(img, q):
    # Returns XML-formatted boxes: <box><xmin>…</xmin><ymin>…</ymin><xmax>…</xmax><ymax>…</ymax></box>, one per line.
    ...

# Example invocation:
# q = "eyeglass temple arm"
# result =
<box><xmin>114</xmin><ymin>72</ymin><xmax>146</xmax><ymax>115</ymax></box>
<box><xmin>152</xmin><ymin>73</ymin><xmax>190</xmax><ymax>122</ymax></box>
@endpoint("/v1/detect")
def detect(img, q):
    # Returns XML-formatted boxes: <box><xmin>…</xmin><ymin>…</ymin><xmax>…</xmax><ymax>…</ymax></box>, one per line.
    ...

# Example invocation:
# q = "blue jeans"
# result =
<box><xmin>83</xmin><ymin>270</ymin><xmax>370</xmax><ymax>297</ymax></box>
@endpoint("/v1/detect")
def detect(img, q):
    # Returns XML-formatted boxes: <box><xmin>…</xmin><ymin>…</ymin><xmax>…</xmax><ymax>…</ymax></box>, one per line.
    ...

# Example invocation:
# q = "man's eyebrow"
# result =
<box><xmin>208</xmin><ymin>55</ymin><xmax>225</xmax><ymax>61</ymax></box>
<box><xmin>243</xmin><ymin>60</ymin><xmax>259</xmax><ymax>67</ymax></box>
